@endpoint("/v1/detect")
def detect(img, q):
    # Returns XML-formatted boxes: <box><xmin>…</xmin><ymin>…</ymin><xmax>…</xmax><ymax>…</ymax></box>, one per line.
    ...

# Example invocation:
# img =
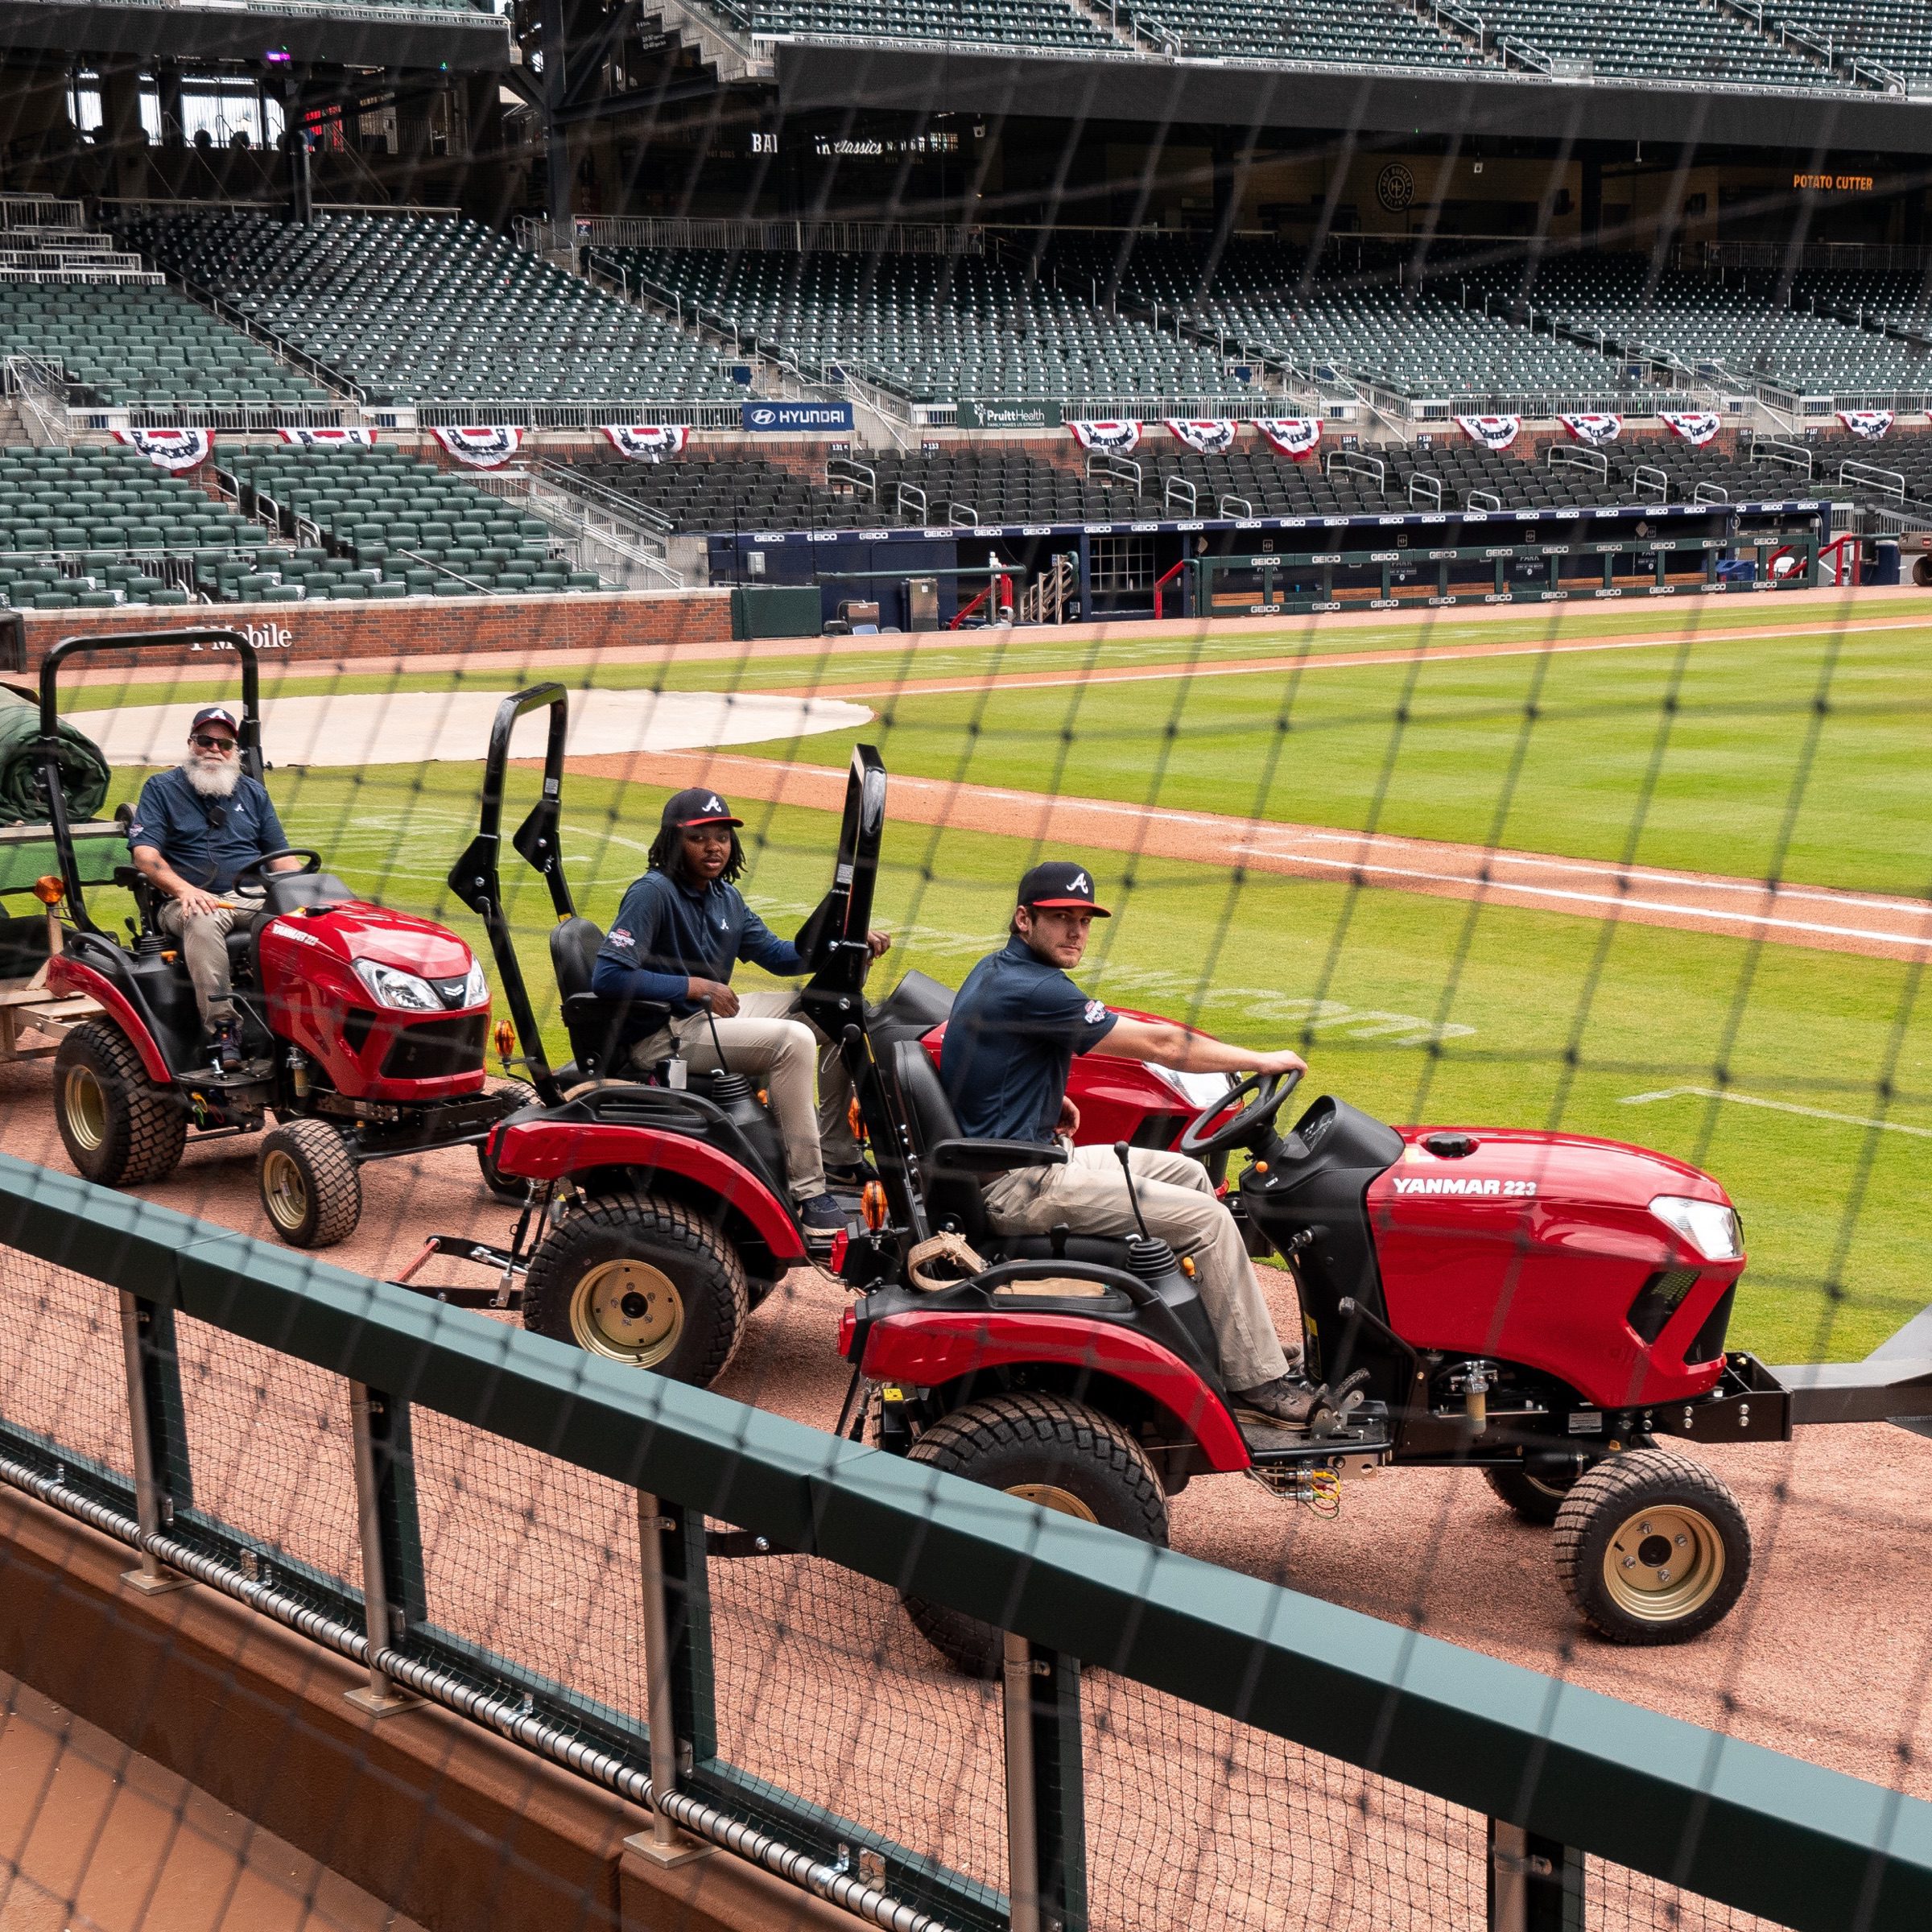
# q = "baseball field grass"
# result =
<box><xmin>93</xmin><ymin>745</ymin><xmax>1928</xmax><ymax>1370</ymax></box>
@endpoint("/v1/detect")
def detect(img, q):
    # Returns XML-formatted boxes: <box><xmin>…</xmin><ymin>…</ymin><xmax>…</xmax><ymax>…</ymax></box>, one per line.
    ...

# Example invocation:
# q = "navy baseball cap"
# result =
<box><xmin>189</xmin><ymin>704</ymin><xmax>239</xmax><ymax>736</ymax></box>
<box><xmin>661</xmin><ymin>786</ymin><xmax>743</xmax><ymax>831</ymax></box>
<box><xmin>1018</xmin><ymin>861</ymin><xmax>1111</xmax><ymax>917</ymax></box>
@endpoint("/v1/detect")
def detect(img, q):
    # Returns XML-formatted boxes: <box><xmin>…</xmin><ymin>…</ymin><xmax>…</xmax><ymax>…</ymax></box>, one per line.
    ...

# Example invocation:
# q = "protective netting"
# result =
<box><xmin>0</xmin><ymin>1241</ymin><xmax>131</xmax><ymax>1478</ymax></box>
<box><xmin>1589</xmin><ymin>1859</ymin><xmax>1793</xmax><ymax>1932</ymax></box>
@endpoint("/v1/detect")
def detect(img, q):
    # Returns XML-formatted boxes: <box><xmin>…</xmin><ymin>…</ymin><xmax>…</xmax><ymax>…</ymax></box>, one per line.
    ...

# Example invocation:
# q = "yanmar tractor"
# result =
<box><xmin>33</xmin><ymin>630</ymin><xmax>517</xmax><ymax>1248</ymax></box>
<box><xmin>831</xmin><ymin>1029</ymin><xmax>1932</xmax><ymax>1666</ymax></box>
<box><xmin>417</xmin><ymin>685</ymin><xmax>1240</xmax><ymax>1382</ymax></box>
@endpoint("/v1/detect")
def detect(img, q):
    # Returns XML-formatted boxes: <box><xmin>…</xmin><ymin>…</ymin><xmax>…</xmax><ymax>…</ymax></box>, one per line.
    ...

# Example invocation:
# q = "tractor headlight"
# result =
<box><xmin>462</xmin><ymin>959</ymin><xmax>489</xmax><ymax>1007</ymax></box>
<box><xmin>353</xmin><ymin>959</ymin><xmax>442</xmax><ymax>1012</ymax></box>
<box><xmin>1649</xmin><ymin>1195</ymin><xmax>1744</xmax><ymax>1261</ymax></box>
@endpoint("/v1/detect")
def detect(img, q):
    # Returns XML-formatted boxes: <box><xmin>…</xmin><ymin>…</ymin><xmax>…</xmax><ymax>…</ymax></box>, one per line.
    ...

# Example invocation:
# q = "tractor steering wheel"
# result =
<box><xmin>1178</xmin><ymin>1067</ymin><xmax>1302</xmax><ymax>1160</ymax></box>
<box><xmin>232</xmin><ymin>848</ymin><xmax>324</xmax><ymax>890</ymax></box>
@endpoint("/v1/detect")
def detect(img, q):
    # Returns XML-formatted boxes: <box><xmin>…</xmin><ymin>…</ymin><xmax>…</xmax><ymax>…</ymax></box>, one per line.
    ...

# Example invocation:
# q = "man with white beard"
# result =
<box><xmin>126</xmin><ymin>705</ymin><xmax>299</xmax><ymax>1072</ymax></box>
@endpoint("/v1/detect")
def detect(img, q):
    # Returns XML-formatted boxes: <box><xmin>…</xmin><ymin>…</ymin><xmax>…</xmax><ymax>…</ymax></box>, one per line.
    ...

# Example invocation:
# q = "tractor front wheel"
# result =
<box><xmin>898</xmin><ymin>1393</ymin><xmax>1168</xmax><ymax>1678</ymax></box>
<box><xmin>258</xmin><ymin>1119</ymin><xmax>363</xmax><ymax>1249</ymax></box>
<box><xmin>1554</xmin><ymin>1447</ymin><xmax>1749</xmax><ymax>1645</ymax></box>
<box><xmin>522</xmin><ymin>1192</ymin><xmax>748</xmax><ymax>1388</ymax></box>
<box><xmin>477</xmin><ymin>1080</ymin><xmax>539</xmax><ymax>1203</ymax></box>
<box><xmin>54</xmin><ymin>1021</ymin><xmax>186</xmax><ymax>1187</ymax></box>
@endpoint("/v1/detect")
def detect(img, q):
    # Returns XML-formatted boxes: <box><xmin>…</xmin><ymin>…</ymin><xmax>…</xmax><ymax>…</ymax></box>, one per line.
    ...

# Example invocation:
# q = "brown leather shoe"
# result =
<box><xmin>1231</xmin><ymin>1375</ymin><xmax>1327</xmax><ymax>1425</ymax></box>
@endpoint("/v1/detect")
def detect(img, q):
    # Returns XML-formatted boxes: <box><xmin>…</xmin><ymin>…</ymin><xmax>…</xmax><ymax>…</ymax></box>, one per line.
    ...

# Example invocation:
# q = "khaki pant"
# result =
<box><xmin>621</xmin><ymin>990</ymin><xmax>840</xmax><ymax>1202</ymax></box>
<box><xmin>157</xmin><ymin>899</ymin><xmax>247</xmax><ymax>1026</ymax></box>
<box><xmin>983</xmin><ymin>1143</ymin><xmax>1289</xmax><ymax>1390</ymax></box>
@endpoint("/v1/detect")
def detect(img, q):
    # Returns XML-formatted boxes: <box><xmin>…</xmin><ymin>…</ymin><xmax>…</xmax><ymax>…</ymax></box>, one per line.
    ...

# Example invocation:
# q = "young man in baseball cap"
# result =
<box><xmin>591</xmin><ymin>786</ymin><xmax>890</xmax><ymax>1234</ymax></box>
<box><xmin>126</xmin><ymin>705</ymin><xmax>300</xmax><ymax>1072</ymax></box>
<box><xmin>939</xmin><ymin>861</ymin><xmax>1319</xmax><ymax>1423</ymax></box>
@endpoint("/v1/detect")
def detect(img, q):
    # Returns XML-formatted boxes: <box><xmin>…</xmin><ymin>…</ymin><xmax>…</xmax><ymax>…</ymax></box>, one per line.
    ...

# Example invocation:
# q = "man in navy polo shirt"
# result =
<box><xmin>941</xmin><ymin>861</ymin><xmax>1319</xmax><ymax>1424</ymax></box>
<box><xmin>127</xmin><ymin>704</ymin><xmax>299</xmax><ymax>1071</ymax></box>
<box><xmin>592</xmin><ymin>786</ymin><xmax>890</xmax><ymax>1236</ymax></box>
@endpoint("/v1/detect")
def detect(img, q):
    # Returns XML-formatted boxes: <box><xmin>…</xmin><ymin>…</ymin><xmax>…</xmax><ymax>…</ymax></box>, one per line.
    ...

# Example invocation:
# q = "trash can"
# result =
<box><xmin>904</xmin><ymin>576</ymin><xmax>939</xmax><ymax>631</ymax></box>
<box><xmin>1864</xmin><ymin>539</ymin><xmax>1901</xmax><ymax>587</ymax></box>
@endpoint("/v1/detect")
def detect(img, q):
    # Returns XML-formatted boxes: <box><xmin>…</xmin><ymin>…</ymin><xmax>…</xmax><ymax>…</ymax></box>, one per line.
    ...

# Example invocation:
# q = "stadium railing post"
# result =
<box><xmin>346</xmin><ymin>1383</ymin><xmax>422</xmax><ymax>1717</ymax></box>
<box><xmin>1488</xmin><ymin>1818</ymin><xmax>1586</xmax><ymax>1931</ymax></box>
<box><xmin>634</xmin><ymin>1491</ymin><xmax>710</xmax><ymax>1867</ymax></box>
<box><xmin>1002</xmin><ymin>1634</ymin><xmax>1088</xmax><ymax>1932</ymax></box>
<box><xmin>116</xmin><ymin>1290</ymin><xmax>191</xmax><ymax>1596</ymax></box>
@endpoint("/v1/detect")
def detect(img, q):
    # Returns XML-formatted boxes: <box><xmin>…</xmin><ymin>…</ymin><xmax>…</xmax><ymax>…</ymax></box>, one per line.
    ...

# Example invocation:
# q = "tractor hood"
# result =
<box><xmin>262</xmin><ymin>902</ymin><xmax>477</xmax><ymax>978</ymax></box>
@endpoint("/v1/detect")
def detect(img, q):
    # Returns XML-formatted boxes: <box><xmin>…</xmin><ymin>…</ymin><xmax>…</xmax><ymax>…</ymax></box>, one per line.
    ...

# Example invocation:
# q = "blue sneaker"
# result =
<box><xmin>797</xmin><ymin>1194</ymin><xmax>846</xmax><ymax>1239</ymax></box>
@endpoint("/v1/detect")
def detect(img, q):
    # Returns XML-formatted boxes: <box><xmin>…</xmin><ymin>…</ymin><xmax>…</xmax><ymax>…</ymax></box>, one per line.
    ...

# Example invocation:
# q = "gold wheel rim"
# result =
<box><xmin>1005</xmin><ymin>1483</ymin><xmax>1099</xmax><ymax>1521</ymax></box>
<box><xmin>570</xmin><ymin>1258</ymin><xmax>683</xmax><ymax>1367</ymax></box>
<box><xmin>1600</xmin><ymin>1503</ymin><xmax>1726</xmax><ymax>1622</ymax></box>
<box><xmin>262</xmin><ymin>1148</ymin><xmax>311</xmax><ymax>1232</ymax></box>
<box><xmin>64</xmin><ymin>1066</ymin><xmax>109</xmax><ymax>1153</ymax></box>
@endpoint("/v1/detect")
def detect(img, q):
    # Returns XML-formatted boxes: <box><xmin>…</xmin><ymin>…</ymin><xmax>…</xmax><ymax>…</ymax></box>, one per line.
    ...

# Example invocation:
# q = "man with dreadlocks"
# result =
<box><xmin>590</xmin><ymin>786</ymin><xmax>889</xmax><ymax>1236</ymax></box>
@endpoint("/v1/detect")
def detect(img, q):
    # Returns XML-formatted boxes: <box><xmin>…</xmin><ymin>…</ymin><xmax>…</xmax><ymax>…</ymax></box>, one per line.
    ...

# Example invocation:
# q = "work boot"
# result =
<box><xmin>1230</xmin><ymin>1374</ymin><xmax>1331</xmax><ymax>1426</ymax></box>
<box><xmin>209</xmin><ymin>1018</ymin><xmax>242</xmax><ymax>1074</ymax></box>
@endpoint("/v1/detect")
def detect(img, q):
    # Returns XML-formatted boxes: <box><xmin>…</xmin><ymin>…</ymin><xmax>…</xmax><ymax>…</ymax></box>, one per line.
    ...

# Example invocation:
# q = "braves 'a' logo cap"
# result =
<box><xmin>661</xmin><ymin>786</ymin><xmax>745</xmax><ymax>830</ymax></box>
<box><xmin>1017</xmin><ymin>861</ymin><xmax>1112</xmax><ymax>917</ymax></box>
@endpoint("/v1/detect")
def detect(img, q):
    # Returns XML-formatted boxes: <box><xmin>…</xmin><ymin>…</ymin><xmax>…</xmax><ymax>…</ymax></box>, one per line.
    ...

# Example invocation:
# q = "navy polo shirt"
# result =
<box><xmin>591</xmin><ymin>869</ymin><xmax>803</xmax><ymax>1037</ymax></box>
<box><xmin>126</xmin><ymin>766</ymin><xmax>289</xmax><ymax>895</ymax></box>
<box><xmin>939</xmin><ymin>934</ymin><xmax>1119</xmax><ymax>1145</ymax></box>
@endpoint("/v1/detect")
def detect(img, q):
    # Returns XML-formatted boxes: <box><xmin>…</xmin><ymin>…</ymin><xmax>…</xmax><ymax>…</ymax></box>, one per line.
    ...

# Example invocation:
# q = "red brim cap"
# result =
<box><xmin>676</xmin><ymin>814</ymin><xmax>744</xmax><ymax>828</ymax></box>
<box><xmin>1027</xmin><ymin>896</ymin><xmax>1112</xmax><ymax>916</ymax></box>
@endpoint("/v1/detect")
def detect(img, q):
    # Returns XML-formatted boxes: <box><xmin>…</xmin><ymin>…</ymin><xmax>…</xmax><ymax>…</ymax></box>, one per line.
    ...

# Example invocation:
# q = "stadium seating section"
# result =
<box><xmin>1470</xmin><ymin>0</ymin><xmax>1823</xmax><ymax>84</ymax></box>
<box><xmin>219</xmin><ymin>446</ymin><xmax>608</xmax><ymax>594</ymax></box>
<box><xmin>1763</xmin><ymin>0</ymin><xmax>1931</xmax><ymax>81</ymax></box>
<box><xmin>1122</xmin><ymin>0</ymin><xmax>1483</xmax><ymax>67</ymax></box>
<box><xmin>119</xmin><ymin>211</ymin><xmax>745</xmax><ymax>408</ymax></box>
<box><xmin>0</xmin><ymin>282</ymin><xmax>328</xmax><ymax>409</ymax></box>
<box><xmin>726</xmin><ymin>0</ymin><xmax>1113</xmax><ymax>45</ymax></box>
<box><xmin>0</xmin><ymin>444</ymin><xmax>291</xmax><ymax>609</ymax></box>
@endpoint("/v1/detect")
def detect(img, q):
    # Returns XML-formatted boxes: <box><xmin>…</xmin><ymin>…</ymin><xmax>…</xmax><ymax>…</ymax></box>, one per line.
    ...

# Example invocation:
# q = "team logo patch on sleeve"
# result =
<box><xmin>1084</xmin><ymin>999</ymin><xmax>1110</xmax><ymax>1025</ymax></box>
<box><xmin>609</xmin><ymin>927</ymin><xmax>634</xmax><ymax>947</ymax></box>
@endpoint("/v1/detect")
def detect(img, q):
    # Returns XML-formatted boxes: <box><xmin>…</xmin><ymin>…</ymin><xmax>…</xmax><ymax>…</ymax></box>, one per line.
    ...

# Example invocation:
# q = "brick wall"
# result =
<box><xmin>16</xmin><ymin>588</ymin><xmax>733</xmax><ymax>670</ymax></box>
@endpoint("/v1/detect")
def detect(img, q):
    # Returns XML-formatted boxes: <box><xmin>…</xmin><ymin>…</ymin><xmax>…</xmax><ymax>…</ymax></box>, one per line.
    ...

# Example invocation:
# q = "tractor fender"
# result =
<box><xmin>860</xmin><ymin>1309</ymin><xmax>1251</xmax><ymax>1473</ymax></box>
<box><xmin>46</xmin><ymin>954</ymin><xmax>172</xmax><ymax>1084</ymax></box>
<box><xmin>490</xmin><ymin>1117</ymin><xmax>808</xmax><ymax>1265</ymax></box>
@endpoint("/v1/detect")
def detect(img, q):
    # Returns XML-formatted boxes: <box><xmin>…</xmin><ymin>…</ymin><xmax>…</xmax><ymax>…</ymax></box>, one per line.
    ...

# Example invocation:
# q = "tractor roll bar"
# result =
<box><xmin>35</xmin><ymin>628</ymin><xmax>261</xmax><ymax>935</ymax></box>
<box><xmin>448</xmin><ymin>683</ymin><xmax>574</xmax><ymax>1108</ymax></box>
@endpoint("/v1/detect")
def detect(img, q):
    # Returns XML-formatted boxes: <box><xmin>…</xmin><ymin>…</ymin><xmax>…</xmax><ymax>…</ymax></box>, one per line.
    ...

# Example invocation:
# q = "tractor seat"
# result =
<box><xmin>262</xmin><ymin>870</ymin><xmax>356</xmax><ymax>916</ymax></box>
<box><xmin>551</xmin><ymin>914</ymin><xmax>621</xmax><ymax>1077</ymax></box>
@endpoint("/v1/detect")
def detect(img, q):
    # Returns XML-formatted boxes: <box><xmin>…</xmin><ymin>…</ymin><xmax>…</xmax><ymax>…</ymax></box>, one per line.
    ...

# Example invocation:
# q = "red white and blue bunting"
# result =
<box><xmin>1254</xmin><ymin>417</ymin><xmax>1323</xmax><ymax>461</ymax></box>
<box><xmin>1164</xmin><ymin>419</ymin><xmax>1238</xmax><ymax>455</ymax></box>
<box><xmin>430</xmin><ymin>424</ymin><xmax>525</xmax><ymax>469</ymax></box>
<box><xmin>1456</xmin><ymin>414</ymin><xmax>1522</xmax><ymax>451</ymax></box>
<box><xmin>1838</xmin><ymin>409</ymin><xmax>1894</xmax><ymax>440</ymax></box>
<box><xmin>1661</xmin><ymin>411</ymin><xmax>1722</xmax><ymax>448</ymax></box>
<box><xmin>600</xmin><ymin>424</ymin><xmax>691</xmax><ymax>463</ymax></box>
<box><xmin>276</xmin><ymin>426</ymin><xmax>377</xmax><ymax>449</ymax></box>
<box><xmin>1067</xmin><ymin>419</ymin><xmax>1142</xmax><ymax>456</ymax></box>
<box><xmin>111</xmin><ymin>427</ymin><xmax>211</xmax><ymax>471</ymax></box>
<box><xmin>1559</xmin><ymin>413</ymin><xmax>1623</xmax><ymax>446</ymax></box>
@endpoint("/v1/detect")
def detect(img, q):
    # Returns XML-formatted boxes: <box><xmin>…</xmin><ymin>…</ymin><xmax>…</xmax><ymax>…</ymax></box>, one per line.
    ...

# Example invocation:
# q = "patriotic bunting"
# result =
<box><xmin>1661</xmin><ymin>412</ymin><xmax>1722</xmax><ymax>448</ymax></box>
<box><xmin>1559</xmin><ymin>413</ymin><xmax>1623</xmax><ymax>446</ymax></box>
<box><xmin>1164</xmin><ymin>419</ymin><xmax>1238</xmax><ymax>455</ymax></box>
<box><xmin>1067</xmin><ymin>419</ymin><xmax>1143</xmax><ymax>455</ymax></box>
<box><xmin>599</xmin><ymin>424</ymin><xmax>691</xmax><ymax>462</ymax></box>
<box><xmin>430</xmin><ymin>425</ymin><xmax>524</xmax><ymax>469</ymax></box>
<box><xmin>276</xmin><ymin>426</ymin><xmax>377</xmax><ymax>448</ymax></box>
<box><xmin>1254</xmin><ymin>418</ymin><xmax>1322</xmax><ymax>460</ymax></box>
<box><xmin>111</xmin><ymin>427</ymin><xmax>211</xmax><ymax>471</ymax></box>
<box><xmin>1455</xmin><ymin>415</ymin><xmax>1522</xmax><ymax>451</ymax></box>
<box><xmin>1838</xmin><ymin>410</ymin><xmax>1893</xmax><ymax>440</ymax></box>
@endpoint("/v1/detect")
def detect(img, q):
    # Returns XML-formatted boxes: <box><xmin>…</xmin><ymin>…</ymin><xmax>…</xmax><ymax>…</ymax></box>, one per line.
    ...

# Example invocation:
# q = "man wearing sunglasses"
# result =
<box><xmin>126</xmin><ymin>705</ymin><xmax>300</xmax><ymax>1072</ymax></box>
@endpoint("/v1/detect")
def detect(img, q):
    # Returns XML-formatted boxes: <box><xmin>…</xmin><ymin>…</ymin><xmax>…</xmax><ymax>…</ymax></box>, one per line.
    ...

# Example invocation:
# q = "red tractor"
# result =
<box><xmin>832</xmin><ymin>1034</ymin><xmax>1932</xmax><ymax>1664</ymax></box>
<box><xmin>33</xmin><ymin>630</ymin><xmax>518</xmax><ymax>1248</ymax></box>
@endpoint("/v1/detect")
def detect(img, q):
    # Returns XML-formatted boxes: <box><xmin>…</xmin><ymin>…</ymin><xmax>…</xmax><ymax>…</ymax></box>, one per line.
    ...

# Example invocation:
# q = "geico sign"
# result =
<box><xmin>188</xmin><ymin>621</ymin><xmax>294</xmax><ymax>652</ymax></box>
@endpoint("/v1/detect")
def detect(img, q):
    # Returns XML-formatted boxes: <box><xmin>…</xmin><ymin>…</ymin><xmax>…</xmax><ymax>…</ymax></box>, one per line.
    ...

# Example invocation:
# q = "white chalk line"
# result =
<box><xmin>1620</xmin><ymin>1087</ymin><xmax>1932</xmax><ymax>1140</ymax></box>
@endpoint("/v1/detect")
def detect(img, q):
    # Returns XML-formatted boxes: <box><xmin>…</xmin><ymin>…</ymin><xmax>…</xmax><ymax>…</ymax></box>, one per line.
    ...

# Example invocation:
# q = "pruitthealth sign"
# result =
<box><xmin>741</xmin><ymin>402</ymin><xmax>855</xmax><ymax>433</ymax></box>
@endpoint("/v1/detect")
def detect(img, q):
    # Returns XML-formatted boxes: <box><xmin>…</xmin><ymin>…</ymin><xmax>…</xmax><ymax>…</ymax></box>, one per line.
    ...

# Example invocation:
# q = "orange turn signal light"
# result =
<box><xmin>493</xmin><ymin>1018</ymin><xmax>516</xmax><ymax>1063</ymax></box>
<box><xmin>848</xmin><ymin>1096</ymin><xmax>865</xmax><ymax>1144</ymax></box>
<box><xmin>861</xmin><ymin>1181</ymin><xmax>888</xmax><ymax>1231</ymax></box>
<box><xmin>32</xmin><ymin>875</ymin><xmax>64</xmax><ymax>906</ymax></box>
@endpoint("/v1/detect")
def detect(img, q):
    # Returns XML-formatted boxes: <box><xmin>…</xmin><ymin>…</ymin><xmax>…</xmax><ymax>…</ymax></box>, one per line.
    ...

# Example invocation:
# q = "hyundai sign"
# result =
<box><xmin>741</xmin><ymin>401</ymin><xmax>855</xmax><ymax>433</ymax></box>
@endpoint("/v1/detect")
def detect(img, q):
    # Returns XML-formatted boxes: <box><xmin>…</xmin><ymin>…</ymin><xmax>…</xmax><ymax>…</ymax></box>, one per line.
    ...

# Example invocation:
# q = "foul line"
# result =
<box><xmin>1620</xmin><ymin>1088</ymin><xmax>1932</xmax><ymax>1139</ymax></box>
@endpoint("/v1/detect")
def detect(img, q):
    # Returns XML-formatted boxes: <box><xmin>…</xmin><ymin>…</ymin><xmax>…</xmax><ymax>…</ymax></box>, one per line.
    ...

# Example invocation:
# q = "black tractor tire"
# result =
<box><xmin>1486</xmin><ymin>1435</ymin><xmax>1655</xmax><ymax>1525</ymax></box>
<box><xmin>53</xmin><ymin>1020</ymin><xmax>187</xmax><ymax>1187</ymax></box>
<box><xmin>898</xmin><ymin>1393</ymin><xmax>1168</xmax><ymax>1678</ymax></box>
<box><xmin>477</xmin><ymin>1079</ymin><xmax>539</xmax><ymax>1203</ymax></box>
<box><xmin>522</xmin><ymin>1191</ymin><xmax>748</xmax><ymax>1388</ymax></box>
<box><xmin>1554</xmin><ymin>1447</ymin><xmax>1750</xmax><ymax>1645</ymax></box>
<box><xmin>258</xmin><ymin>1119</ymin><xmax>363</xmax><ymax>1249</ymax></box>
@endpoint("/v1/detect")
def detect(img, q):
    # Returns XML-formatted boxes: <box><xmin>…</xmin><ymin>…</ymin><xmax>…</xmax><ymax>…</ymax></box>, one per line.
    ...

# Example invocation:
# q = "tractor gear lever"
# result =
<box><xmin>1113</xmin><ymin>1141</ymin><xmax>1179</xmax><ymax>1279</ymax></box>
<box><xmin>1113</xmin><ymin>1141</ymin><xmax>1152</xmax><ymax>1240</ymax></box>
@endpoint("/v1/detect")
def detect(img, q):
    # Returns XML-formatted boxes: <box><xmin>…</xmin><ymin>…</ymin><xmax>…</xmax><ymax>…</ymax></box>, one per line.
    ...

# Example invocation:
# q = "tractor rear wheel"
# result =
<box><xmin>898</xmin><ymin>1393</ymin><xmax>1168</xmax><ymax>1678</ymax></box>
<box><xmin>522</xmin><ymin>1192</ymin><xmax>748</xmax><ymax>1388</ymax></box>
<box><xmin>258</xmin><ymin>1119</ymin><xmax>362</xmax><ymax>1249</ymax></box>
<box><xmin>1554</xmin><ymin>1447</ymin><xmax>1749</xmax><ymax>1645</ymax></box>
<box><xmin>54</xmin><ymin>1021</ymin><xmax>186</xmax><ymax>1187</ymax></box>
